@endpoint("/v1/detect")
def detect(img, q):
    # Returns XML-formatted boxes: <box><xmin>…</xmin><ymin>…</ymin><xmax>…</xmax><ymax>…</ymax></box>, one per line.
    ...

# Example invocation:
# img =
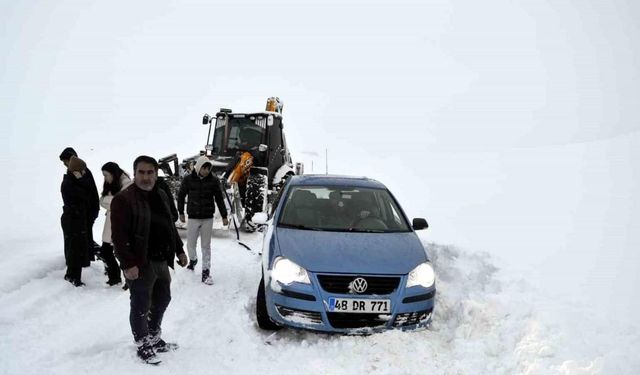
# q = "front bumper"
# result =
<box><xmin>265</xmin><ymin>272</ymin><xmax>435</xmax><ymax>334</ymax></box>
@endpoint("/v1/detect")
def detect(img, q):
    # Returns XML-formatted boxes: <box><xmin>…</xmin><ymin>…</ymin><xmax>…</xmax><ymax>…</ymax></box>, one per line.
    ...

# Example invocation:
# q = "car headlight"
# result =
<box><xmin>406</xmin><ymin>262</ymin><xmax>435</xmax><ymax>288</ymax></box>
<box><xmin>271</xmin><ymin>257</ymin><xmax>310</xmax><ymax>285</ymax></box>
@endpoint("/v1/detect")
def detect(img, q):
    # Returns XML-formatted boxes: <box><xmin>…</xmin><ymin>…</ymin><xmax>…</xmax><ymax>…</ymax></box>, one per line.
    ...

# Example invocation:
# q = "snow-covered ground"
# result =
<box><xmin>3</xmin><ymin>0</ymin><xmax>640</xmax><ymax>373</ymax></box>
<box><xmin>1</xmin><ymin>219</ymin><xmax>638</xmax><ymax>375</ymax></box>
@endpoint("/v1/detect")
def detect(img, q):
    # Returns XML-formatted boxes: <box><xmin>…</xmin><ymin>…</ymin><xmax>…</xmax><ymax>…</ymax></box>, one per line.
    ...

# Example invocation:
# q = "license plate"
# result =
<box><xmin>327</xmin><ymin>297</ymin><xmax>391</xmax><ymax>313</ymax></box>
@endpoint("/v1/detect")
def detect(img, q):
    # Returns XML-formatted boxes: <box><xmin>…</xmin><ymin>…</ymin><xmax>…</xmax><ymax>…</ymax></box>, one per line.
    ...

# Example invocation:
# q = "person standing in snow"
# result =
<box><xmin>60</xmin><ymin>156</ymin><xmax>93</xmax><ymax>287</ymax></box>
<box><xmin>99</xmin><ymin>162</ymin><xmax>132</xmax><ymax>286</ymax></box>
<box><xmin>177</xmin><ymin>156</ymin><xmax>229</xmax><ymax>285</ymax></box>
<box><xmin>111</xmin><ymin>155</ymin><xmax>188</xmax><ymax>363</ymax></box>
<box><xmin>59</xmin><ymin>147</ymin><xmax>100</xmax><ymax>262</ymax></box>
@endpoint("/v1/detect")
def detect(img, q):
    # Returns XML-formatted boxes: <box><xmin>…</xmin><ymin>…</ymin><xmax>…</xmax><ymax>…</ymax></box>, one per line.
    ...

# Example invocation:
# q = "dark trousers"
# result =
<box><xmin>61</xmin><ymin>211</ymin><xmax>88</xmax><ymax>281</ymax></box>
<box><xmin>126</xmin><ymin>260</ymin><xmax>172</xmax><ymax>344</ymax></box>
<box><xmin>65</xmin><ymin>266</ymin><xmax>82</xmax><ymax>281</ymax></box>
<box><xmin>101</xmin><ymin>242</ymin><xmax>122</xmax><ymax>283</ymax></box>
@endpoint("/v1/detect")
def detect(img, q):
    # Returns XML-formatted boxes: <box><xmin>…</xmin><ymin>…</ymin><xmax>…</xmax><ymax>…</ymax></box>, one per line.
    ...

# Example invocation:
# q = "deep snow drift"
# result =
<box><xmin>1</xmin><ymin>224</ymin><xmax>638</xmax><ymax>375</ymax></box>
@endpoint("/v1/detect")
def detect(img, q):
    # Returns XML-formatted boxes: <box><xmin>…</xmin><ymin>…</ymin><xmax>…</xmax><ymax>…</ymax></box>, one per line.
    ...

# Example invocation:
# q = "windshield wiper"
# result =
<box><xmin>278</xmin><ymin>223</ymin><xmax>325</xmax><ymax>231</ymax></box>
<box><xmin>347</xmin><ymin>228</ymin><xmax>385</xmax><ymax>233</ymax></box>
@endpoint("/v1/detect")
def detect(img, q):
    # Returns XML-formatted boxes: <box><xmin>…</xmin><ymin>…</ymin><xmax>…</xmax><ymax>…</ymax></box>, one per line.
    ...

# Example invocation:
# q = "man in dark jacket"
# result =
<box><xmin>59</xmin><ymin>147</ymin><xmax>100</xmax><ymax>262</ymax></box>
<box><xmin>60</xmin><ymin>156</ymin><xmax>93</xmax><ymax>286</ymax></box>
<box><xmin>177</xmin><ymin>156</ymin><xmax>228</xmax><ymax>285</ymax></box>
<box><xmin>111</xmin><ymin>155</ymin><xmax>188</xmax><ymax>364</ymax></box>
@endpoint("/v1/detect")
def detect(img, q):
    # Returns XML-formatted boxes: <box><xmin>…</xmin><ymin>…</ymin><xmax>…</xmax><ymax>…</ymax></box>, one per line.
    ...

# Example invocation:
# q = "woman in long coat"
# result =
<box><xmin>99</xmin><ymin>162</ymin><xmax>132</xmax><ymax>285</ymax></box>
<box><xmin>61</xmin><ymin>156</ymin><xmax>92</xmax><ymax>287</ymax></box>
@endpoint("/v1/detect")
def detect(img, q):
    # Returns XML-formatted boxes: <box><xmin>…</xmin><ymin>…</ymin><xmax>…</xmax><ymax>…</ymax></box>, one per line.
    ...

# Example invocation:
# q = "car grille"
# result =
<box><xmin>275</xmin><ymin>305</ymin><xmax>323</xmax><ymax>325</ymax></box>
<box><xmin>326</xmin><ymin>312</ymin><xmax>392</xmax><ymax>329</ymax></box>
<box><xmin>392</xmin><ymin>309</ymin><xmax>433</xmax><ymax>327</ymax></box>
<box><xmin>316</xmin><ymin>275</ymin><xmax>400</xmax><ymax>295</ymax></box>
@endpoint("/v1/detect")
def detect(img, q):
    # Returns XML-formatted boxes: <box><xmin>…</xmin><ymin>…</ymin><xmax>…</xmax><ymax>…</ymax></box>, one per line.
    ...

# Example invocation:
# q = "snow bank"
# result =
<box><xmin>1</xmin><ymin>230</ymin><xmax>638</xmax><ymax>374</ymax></box>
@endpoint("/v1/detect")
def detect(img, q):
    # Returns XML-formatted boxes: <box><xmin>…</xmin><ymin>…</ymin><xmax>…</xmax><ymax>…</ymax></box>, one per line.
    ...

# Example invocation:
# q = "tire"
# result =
<box><xmin>244</xmin><ymin>173</ymin><xmax>267</xmax><ymax>231</ymax></box>
<box><xmin>256</xmin><ymin>276</ymin><xmax>281</xmax><ymax>330</ymax></box>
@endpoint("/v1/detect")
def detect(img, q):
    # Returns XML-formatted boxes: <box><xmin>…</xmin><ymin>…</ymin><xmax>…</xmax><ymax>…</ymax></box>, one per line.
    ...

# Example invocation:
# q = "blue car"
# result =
<box><xmin>255</xmin><ymin>175</ymin><xmax>435</xmax><ymax>333</ymax></box>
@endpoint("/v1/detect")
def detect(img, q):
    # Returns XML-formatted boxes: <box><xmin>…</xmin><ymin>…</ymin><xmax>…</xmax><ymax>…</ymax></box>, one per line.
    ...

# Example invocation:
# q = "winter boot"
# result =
<box><xmin>202</xmin><ymin>269</ymin><xmax>213</xmax><ymax>285</ymax></box>
<box><xmin>137</xmin><ymin>341</ymin><xmax>160</xmax><ymax>364</ymax></box>
<box><xmin>187</xmin><ymin>258</ymin><xmax>198</xmax><ymax>271</ymax></box>
<box><xmin>149</xmin><ymin>335</ymin><xmax>179</xmax><ymax>353</ymax></box>
<box><xmin>64</xmin><ymin>275</ymin><xmax>85</xmax><ymax>287</ymax></box>
<box><xmin>106</xmin><ymin>279</ymin><xmax>121</xmax><ymax>286</ymax></box>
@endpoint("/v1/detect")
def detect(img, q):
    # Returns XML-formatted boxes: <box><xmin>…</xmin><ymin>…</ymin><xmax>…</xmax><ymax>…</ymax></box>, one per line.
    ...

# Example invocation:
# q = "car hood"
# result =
<box><xmin>274</xmin><ymin>227</ymin><xmax>428</xmax><ymax>275</ymax></box>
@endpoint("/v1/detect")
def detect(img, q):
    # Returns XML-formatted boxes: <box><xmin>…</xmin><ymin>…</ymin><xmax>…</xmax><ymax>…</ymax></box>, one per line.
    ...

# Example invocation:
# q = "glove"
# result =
<box><xmin>222</xmin><ymin>217</ymin><xmax>229</xmax><ymax>226</ymax></box>
<box><xmin>179</xmin><ymin>214</ymin><xmax>186</xmax><ymax>223</ymax></box>
<box><xmin>177</xmin><ymin>253</ymin><xmax>188</xmax><ymax>267</ymax></box>
<box><xmin>124</xmin><ymin>266</ymin><xmax>139</xmax><ymax>280</ymax></box>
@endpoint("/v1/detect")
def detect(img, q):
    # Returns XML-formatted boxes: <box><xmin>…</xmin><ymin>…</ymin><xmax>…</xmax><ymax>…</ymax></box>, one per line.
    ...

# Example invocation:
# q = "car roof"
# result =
<box><xmin>288</xmin><ymin>174</ymin><xmax>387</xmax><ymax>189</ymax></box>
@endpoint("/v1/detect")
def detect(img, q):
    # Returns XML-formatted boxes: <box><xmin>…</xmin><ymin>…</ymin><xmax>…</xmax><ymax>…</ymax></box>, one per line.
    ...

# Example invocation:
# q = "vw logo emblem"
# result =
<box><xmin>350</xmin><ymin>277</ymin><xmax>368</xmax><ymax>294</ymax></box>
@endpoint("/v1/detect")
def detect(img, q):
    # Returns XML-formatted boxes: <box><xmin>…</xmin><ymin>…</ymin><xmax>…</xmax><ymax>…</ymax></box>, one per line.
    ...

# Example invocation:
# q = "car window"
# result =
<box><xmin>278</xmin><ymin>185</ymin><xmax>411</xmax><ymax>232</ymax></box>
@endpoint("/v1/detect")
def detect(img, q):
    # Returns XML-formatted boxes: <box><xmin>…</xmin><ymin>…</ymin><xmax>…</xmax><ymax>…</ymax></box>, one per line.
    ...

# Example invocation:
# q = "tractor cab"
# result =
<box><xmin>202</xmin><ymin>98</ymin><xmax>293</xmax><ymax>189</ymax></box>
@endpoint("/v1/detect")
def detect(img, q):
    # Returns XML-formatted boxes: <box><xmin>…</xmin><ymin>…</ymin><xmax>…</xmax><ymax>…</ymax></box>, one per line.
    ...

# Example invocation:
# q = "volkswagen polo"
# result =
<box><xmin>255</xmin><ymin>175</ymin><xmax>435</xmax><ymax>333</ymax></box>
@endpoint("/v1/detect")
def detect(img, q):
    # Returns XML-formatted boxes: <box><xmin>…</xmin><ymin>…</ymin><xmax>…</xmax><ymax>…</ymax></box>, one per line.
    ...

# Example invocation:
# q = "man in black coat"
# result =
<box><xmin>59</xmin><ymin>147</ymin><xmax>100</xmax><ymax>262</ymax></box>
<box><xmin>177</xmin><ymin>156</ymin><xmax>228</xmax><ymax>285</ymax></box>
<box><xmin>111</xmin><ymin>155</ymin><xmax>188</xmax><ymax>364</ymax></box>
<box><xmin>60</xmin><ymin>156</ymin><xmax>95</xmax><ymax>286</ymax></box>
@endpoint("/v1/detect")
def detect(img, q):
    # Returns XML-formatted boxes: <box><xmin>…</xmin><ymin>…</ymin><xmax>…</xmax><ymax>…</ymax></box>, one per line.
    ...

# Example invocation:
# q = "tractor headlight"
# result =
<box><xmin>271</xmin><ymin>257</ymin><xmax>310</xmax><ymax>285</ymax></box>
<box><xmin>406</xmin><ymin>262</ymin><xmax>435</xmax><ymax>288</ymax></box>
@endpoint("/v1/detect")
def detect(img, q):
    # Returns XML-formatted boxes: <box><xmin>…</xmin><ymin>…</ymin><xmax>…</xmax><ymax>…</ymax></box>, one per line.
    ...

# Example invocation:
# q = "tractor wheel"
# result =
<box><xmin>244</xmin><ymin>173</ymin><xmax>267</xmax><ymax>231</ymax></box>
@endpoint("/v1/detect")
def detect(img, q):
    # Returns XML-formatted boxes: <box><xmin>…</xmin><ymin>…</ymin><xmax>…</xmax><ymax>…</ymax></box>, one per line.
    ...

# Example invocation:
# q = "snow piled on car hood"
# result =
<box><xmin>1</xmin><ymin>229</ymin><xmax>638</xmax><ymax>374</ymax></box>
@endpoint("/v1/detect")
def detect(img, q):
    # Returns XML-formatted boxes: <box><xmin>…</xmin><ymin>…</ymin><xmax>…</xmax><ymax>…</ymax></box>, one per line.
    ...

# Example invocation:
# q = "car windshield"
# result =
<box><xmin>211</xmin><ymin>116</ymin><xmax>266</xmax><ymax>154</ymax></box>
<box><xmin>278</xmin><ymin>185</ymin><xmax>412</xmax><ymax>232</ymax></box>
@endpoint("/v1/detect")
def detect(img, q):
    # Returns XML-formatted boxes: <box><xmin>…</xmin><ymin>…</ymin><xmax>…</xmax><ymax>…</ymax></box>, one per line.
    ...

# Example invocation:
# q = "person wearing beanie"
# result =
<box><xmin>59</xmin><ymin>147</ymin><xmax>100</xmax><ymax>267</ymax></box>
<box><xmin>60</xmin><ymin>155</ymin><xmax>92</xmax><ymax>286</ymax></box>
<box><xmin>99</xmin><ymin>162</ymin><xmax>132</xmax><ymax>286</ymax></box>
<box><xmin>67</xmin><ymin>155</ymin><xmax>87</xmax><ymax>173</ymax></box>
<box><xmin>177</xmin><ymin>156</ymin><xmax>229</xmax><ymax>285</ymax></box>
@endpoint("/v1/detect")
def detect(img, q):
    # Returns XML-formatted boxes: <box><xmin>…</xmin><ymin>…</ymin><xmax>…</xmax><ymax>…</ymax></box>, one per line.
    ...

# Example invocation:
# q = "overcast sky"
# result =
<box><xmin>2</xmin><ymin>0</ymin><xmax>639</xmax><ymax>318</ymax></box>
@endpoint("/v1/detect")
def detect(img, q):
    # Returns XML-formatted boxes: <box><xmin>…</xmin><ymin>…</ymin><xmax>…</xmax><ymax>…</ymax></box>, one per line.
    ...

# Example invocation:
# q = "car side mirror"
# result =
<box><xmin>202</xmin><ymin>113</ymin><xmax>210</xmax><ymax>125</ymax></box>
<box><xmin>258</xmin><ymin>144</ymin><xmax>268</xmax><ymax>152</ymax></box>
<box><xmin>252</xmin><ymin>212</ymin><xmax>269</xmax><ymax>225</ymax></box>
<box><xmin>412</xmin><ymin>218</ymin><xmax>428</xmax><ymax>230</ymax></box>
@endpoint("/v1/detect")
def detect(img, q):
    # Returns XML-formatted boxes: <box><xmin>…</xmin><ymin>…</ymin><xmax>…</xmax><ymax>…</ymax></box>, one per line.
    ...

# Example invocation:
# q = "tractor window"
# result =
<box><xmin>211</xmin><ymin>117</ymin><xmax>226</xmax><ymax>154</ymax></box>
<box><xmin>281</xmin><ymin>132</ymin><xmax>289</xmax><ymax>163</ymax></box>
<box><xmin>212</xmin><ymin>117</ymin><xmax>265</xmax><ymax>154</ymax></box>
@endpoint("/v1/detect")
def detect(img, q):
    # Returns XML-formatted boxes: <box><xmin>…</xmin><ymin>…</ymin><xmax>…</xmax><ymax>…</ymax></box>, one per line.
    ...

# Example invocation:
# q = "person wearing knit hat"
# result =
<box><xmin>59</xmin><ymin>147</ymin><xmax>101</xmax><ymax>284</ymax></box>
<box><xmin>67</xmin><ymin>155</ymin><xmax>87</xmax><ymax>174</ymax></box>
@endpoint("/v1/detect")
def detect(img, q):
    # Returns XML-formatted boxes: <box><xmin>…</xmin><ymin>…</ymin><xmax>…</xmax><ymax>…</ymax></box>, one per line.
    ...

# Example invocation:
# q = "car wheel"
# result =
<box><xmin>256</xmin><ymin>276</ymin><xmax>281</xmax><ymax>331</ymax></box>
